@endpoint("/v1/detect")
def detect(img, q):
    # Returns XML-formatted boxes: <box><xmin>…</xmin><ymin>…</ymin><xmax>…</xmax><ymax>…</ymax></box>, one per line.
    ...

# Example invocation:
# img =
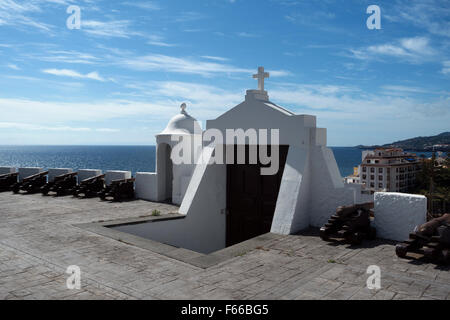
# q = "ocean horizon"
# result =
<box><xmin>0</xmin><ymin>145</ymin><xmax>433</xmax><ymax>178</ymax></box>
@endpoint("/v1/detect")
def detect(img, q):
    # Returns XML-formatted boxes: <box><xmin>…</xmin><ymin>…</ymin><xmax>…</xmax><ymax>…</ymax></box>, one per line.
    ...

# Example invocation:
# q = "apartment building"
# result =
<box><xmin>350</xmin><ymin>148</ymin><xmax>421</xmax><ymax>194</ymax></box>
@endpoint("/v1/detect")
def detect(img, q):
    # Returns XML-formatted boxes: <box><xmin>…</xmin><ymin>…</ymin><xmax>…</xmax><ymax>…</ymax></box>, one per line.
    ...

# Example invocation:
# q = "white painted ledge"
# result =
<box><xmin>135</xmin><ymin>172</ymin><xmax>158</xmax><ymax>201</ymax></box>
<box><xmin>105</xmin><ymin>171</ymin><xmax>132</xmax><ymax>186</ymax></box>
<box><xmin>0</xmin><ymin>167</ymin><xmax>16</xmax><ymax>175</ymax></box>
<box><xmin>78</xmin><ymin>169</ymin><xmax>102</xmax><ymax>182</ymax></box>
<box><xmin>374</xmin><ymin>192</ymin><xmax>427</xmax><ymax>241</ymax></box>
<box><xmin>18</xmin><ymin>167</ymin><xmax>43</xmax><ymax>181</ymax></box>
<box><xmin>48</xmin><ymin>168</ymin><xmax>73</xmax><ymax>182</ymax></box>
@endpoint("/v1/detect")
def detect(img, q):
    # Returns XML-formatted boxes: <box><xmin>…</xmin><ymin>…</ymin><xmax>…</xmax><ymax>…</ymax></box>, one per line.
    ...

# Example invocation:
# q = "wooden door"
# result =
<box><xmin>226</xmin><ymin>145</ymin><xmax>289</xmax><ymax>246</ymax></box>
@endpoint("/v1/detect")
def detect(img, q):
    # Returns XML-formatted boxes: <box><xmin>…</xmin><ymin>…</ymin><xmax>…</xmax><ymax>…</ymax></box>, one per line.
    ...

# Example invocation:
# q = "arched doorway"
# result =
<box><xmin>157</xmin><ymin>143</ymin><xmax>173</xmax><ymax>202</ymax></box>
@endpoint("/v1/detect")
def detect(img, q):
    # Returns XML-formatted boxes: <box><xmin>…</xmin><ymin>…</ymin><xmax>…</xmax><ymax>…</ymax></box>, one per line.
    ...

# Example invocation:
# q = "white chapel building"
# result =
<box><xmin>133</xmin><ymin>67</ymin><xmax>368</xmax><ymax>254</ymax></box>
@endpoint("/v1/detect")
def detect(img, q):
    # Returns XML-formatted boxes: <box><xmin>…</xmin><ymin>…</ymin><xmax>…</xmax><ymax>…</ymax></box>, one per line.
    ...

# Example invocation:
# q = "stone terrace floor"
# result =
<box><xmin>0</xmin><ymin>192</ymin><xmax>449</xmax><ymax>300</ymax></box>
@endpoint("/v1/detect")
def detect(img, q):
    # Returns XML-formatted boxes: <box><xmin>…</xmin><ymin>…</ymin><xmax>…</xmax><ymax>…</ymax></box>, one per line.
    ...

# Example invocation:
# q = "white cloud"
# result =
<box><xmin>122</xmin><ymin>1</ymin><xmax>160</xmax><ymax>10</ymax></box>
<box><xmin>35</xmin><ymin>50</ymin><xmax>100</xmax><ymax>64</ymax></box>
<box><xmin>237</xmin><ymin>32</ymin><xmax>260</xmax><ymax>38</ymax></box>
<box><xmin>0</xmin><ymin>121</ymin><xmax>120</xmax><ymax>133</ymax></box>
<box><xmin>147</xmin><ymin>35</ymin><xmax>176</xmax><ymax>47</ymax></box>
<box><xmin>0</xmin><ymin>0</ymin><xmax>53</xmax><ymax>32</ymax></box>
<box><xmin>269</xmin><ymin>83</ymin><xmax>449</xmax><ymax>123</ymax></box>
<box><xmin>0</xmin><ymin>80</ymin><xmax>448</xmax><ymax>145</ymax></box>
<box><xmin>350</xmin><ymin>37</ymin><xmax>436</xmax><ymax>63</ymax></box>
<box><xmin>380</xmin><ymin>85</ymin><xmax>444</xmax><ymax>95</ymax></box>
<box><xmin>81</xmin><ymin>20</ymin><xmax>142</xmax><ymax>38</ymax></box>
<box><xmin>0</xmin><ymin>122</ymin><xmax>90</xmax><ymax>132</ymax></box>
<box><xmin>6</xmin><ymin>63</ymin><xmax>20</xmax><ymax>70</ymax></box>
<box><xmin>121</xmin><ymin>54</ymin><xmax>290</xmax><ymax>77</ymax></box>
<box><xmin>201</xmin><ymin>56</ymin><xmax>229</xmax><ymax>62</ymax></box>
<box><xmin>42</xmin><ymin>68</ymin><xmax>105</xmax><ymax>81</ymax></box>
<box><xmin>442</xmin><ymin>61</ymin><xmax>450</xmax><ymax>75</ymax></box>
<box><xmin>387</xmin><ymin>0</ymin><xmax>450</xmax><ymax>38</ymax></box>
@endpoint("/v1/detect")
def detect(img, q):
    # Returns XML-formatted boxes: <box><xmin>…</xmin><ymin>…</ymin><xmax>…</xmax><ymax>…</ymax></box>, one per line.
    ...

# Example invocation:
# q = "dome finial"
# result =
<box><xmin>180</xmin><ymin>103</ymin><xmax>187</xmax><ymax>113</ymax></box>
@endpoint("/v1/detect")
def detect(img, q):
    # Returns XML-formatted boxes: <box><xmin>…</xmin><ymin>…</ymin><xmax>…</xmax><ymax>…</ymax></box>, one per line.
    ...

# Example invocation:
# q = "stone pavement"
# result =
<box><xmin>0</xmin><ymin>193</ymin><xmax>449</xmax><ymax>300</ymax></box>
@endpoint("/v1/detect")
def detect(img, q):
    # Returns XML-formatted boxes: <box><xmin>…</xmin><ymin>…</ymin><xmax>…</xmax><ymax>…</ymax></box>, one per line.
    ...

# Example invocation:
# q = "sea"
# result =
<box><xmin>0</xmin><ymin>146</ymin><xmax>433</xmax><ymax>178</ymax></box>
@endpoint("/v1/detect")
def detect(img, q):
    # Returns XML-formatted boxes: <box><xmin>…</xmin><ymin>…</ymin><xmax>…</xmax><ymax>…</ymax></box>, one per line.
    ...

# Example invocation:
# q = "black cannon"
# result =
<box><xmin>12</xmin><ymin>171</ymin><xmax>49</xmax><ymax>194</ymax></box>
<box><xmin>99</xmin><ymin>178</ymin><xmax>135</xmax><ymax>202</ymax></box>
<box><xmin>396</xmin><ymin>214</ymin><xmax>450</xmax><ymax>264</ymax></box>
<box><xmin>72</xmin><ymin>174</ymin><xmax>105</xmax><ymax>198</ymax></box>
<box><xmin>0</xmin><ymin>172</ymin><xmax>19</xmax><ymax>192</ymax></box>
<box><xmin>320</xmin><ymin>202</ymin><xmax>376</xmax><ymax>245</ymax></box>
<box><xmin>41</xmin><ymin>172</ymin><xmax>78</xmax><ymax>196</ymax></box>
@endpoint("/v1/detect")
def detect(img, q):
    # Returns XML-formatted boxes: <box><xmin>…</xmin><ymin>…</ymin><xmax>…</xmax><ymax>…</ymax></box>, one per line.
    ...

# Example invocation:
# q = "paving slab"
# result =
<box><xmin>0</xmin><ymin>192</ymin><xmax>448</xmax><ymax>300</ymax></box>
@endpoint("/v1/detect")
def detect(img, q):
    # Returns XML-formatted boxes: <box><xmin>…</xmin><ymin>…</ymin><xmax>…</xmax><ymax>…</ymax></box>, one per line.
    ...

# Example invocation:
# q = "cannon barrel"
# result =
<box><xmin>80</xmin><ymin>174</ymin><xmax>105</xmax><ymax>184</ymax></box>
<box><xmin>0</xmin><ymin>172</ymin><xmax>19</xmax><ymax>179</ymax></box>
<box><xmin>53</xmin><ymin>171</ymin><xmax>78</xmax><ymax>182</ymax></box>
<box><xmin>396</xmin><ymin>213</ymin><xmax>450</xmax><ymax>264</ymax></box>
<box><xmin>22</xmin><ymin>171</ymin><xmax>49</xmax><ymax>182</ymax></box>
<box><xmin>320</xmin><ymin>202</ymin><xmax>375</xmax><ymax>244</ymax></box>
<box><xmin>110</xmin><ymin>177</ymin><xmax>136</xmax><ymax>185</ymax></box>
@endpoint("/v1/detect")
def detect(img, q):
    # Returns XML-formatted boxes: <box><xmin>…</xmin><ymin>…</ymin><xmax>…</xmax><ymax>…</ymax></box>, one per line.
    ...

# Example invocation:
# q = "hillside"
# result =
<box><xmin>356</xmin><ymin>132</ymin><xmax>450</xmax><ymax>151</ymax></box>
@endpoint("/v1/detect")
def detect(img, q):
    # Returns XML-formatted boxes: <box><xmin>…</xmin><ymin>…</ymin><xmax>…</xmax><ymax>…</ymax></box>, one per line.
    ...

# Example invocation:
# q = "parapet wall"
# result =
<box><xmin>373</xmin><ymin>192</ymin><xmax>427</xmax><ymax>241</ymax></box>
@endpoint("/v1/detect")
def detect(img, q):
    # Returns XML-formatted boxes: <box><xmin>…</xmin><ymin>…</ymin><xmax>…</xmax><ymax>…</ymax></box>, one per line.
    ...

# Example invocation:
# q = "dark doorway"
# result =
<box><xmin>226</xmin><ymin>145</ymin><xmax>289</xmax><ymax>247</ymax></box>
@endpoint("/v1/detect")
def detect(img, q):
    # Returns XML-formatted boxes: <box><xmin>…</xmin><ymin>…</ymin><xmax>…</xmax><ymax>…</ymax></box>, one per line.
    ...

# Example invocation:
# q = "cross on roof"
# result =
<box><xmin>253</xmin><ymin>66</ymin><xmax>269</xmax><ymax>92</ymax></box>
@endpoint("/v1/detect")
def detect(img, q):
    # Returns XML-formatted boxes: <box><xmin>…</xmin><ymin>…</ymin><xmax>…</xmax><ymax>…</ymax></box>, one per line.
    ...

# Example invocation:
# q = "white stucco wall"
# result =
<box><xmin>116</xmin><ymin>145</ymin><xmax>227</xmax><ymax>254</ymax></box>
<box><xmin>135</xmin><ymin>172</ymin><xmax>158</xmax><ymax>201</ymax></box>
<box><xmin>105</xmin><ymin>171</ymin><xmax>132</xmax><ymax>186</ymax></box>
<box><xmin>308</xmin><ymin>146</ymin><xmax>358</xmax><ymax>227</ymax></box>
<box><xmin>156</xmin><ymin>134</ymin><xmax>200</xmax><ymax>204</ymax></box>
<box><xmin>48</xmin><ymin>168</ymin><xmax>73</xmax><ymax>182</ymax></box>
<box><xmin>0</xmin><ymin>167</ymin><xmax>16</xmax><ymax>175</ymax></box>
<box><xmin>172</xmin><ymin>163</ymin><xmax>197</xmax><ymax>205</ymax></box>
<box><xmin>206</xmin><ymin>93</ymin><xmax>319</xmax><ymax>148</ymax></box>
<box><xmin>373</xmin><ymin>192</ymin><xmax>427</xmax><ymax>241</ymax></box>
<box><xmin>78</xmin><ymin>169</ymin><xmax>102</xmax><ymax>182</ymax></box>
<box><xmin>18</xmin><ymin>167</ymin><xmax>43</xmax><ymax>181</ymax></box>
<box><xmin>271</xmin><ymin>146</ymin><xmax>311</xmax><ymax>234</ymax></box>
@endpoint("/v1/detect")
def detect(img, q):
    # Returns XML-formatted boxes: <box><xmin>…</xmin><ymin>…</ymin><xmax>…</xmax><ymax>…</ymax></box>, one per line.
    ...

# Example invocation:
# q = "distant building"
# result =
<box><xmin>345</xmin><ymin>148</ymin><xmax>421</xmax><ymax>194</ymax></box>
<box><xmin>343</xmin><ymin>166</ymin><xmax>360</xmax><ymax>184</ymax></box>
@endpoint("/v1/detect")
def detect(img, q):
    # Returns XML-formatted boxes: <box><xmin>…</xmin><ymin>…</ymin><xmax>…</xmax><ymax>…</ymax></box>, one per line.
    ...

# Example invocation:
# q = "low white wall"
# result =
<box><xmin>0</xmin><ymin>167</ymin><xmax>16</xmax><ymax>175</ymax></box>
<box><xmin>373</xmin><ymin>192</ymin><xmax>427</xmax><ymax>241</ymax></box>
<box><xmin>117</xmin><ymin>145</ymin><xmax>227</xmax><ymax>254</ymax></box>
<box><xmin>135</xmin><ymin>172</ymin><xmax>158</xmax><ymax>201</ymax></box>
<box><xmin>48</xmin><ymin>168</ymin><xmax>73</xmax><ymax>182</ymax></box>
<box><xmin>105</xmin><ymin>171</ymin><xmax>132</xmax><ymax>186</ymax></box>
<box><xmin>78</xmin><ymin>169</ymin><xmax>102</xmax><ymax>182</ymax></box>
<box><xmin>18</xmin><ymin>167</ymin><xmax>43</xmax><ymax>181</ymax></box>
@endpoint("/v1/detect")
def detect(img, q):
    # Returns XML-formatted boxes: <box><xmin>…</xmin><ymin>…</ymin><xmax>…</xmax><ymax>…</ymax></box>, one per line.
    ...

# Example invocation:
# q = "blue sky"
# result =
<box><xmin>0</xmin><ymin>0</ymin><xmax>449</xmax><ymax>146</ymax></box>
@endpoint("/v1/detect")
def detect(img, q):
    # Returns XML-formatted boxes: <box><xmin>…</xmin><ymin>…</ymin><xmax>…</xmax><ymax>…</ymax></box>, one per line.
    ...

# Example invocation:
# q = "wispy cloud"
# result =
<box><xmin>122</xmin><ymin>1</ymin><xmax>160</xmax><ymax>11</ymax></box>
<box><xmin>349</xmin><ymin>37</ymin><xmax>437</xmax><ymax>63</ymax></box>
<box><xmin>174</xmin><ymin>11</ymin><xmax>204</xmax><ymax>23</ymax></box>
<box><xmin>25</xmin><ymin>50</ymin><xmax>101</xmax><ymax>64</ymax></box>
<box><xmin>81</xmin><ymin>20</ymin><xmax>142</xmax><ymax>38</ymax></box>
<box><xmin>147</xmin><ymin>35</ymin><xmax>176</xmax><ymax>47</ymax></box>
<box><xmin>0</xmin><ymin>122</ymin><xmax>119</xmax><ymax>132</ymax></box>
<box><xmin>381</xmin><ymin>85</ymin><xmax>432</xmax><ymax>94</ymax></box>
<box><xmin>269</xmin><ymin>83</ymin><xmax>449</xmax><ymax>124</ymax></box>
<box><xmin>6</xmin><ymin>63</ymin><xmax>20</xmax><ymax>70</ymax></box>
<box><xmin>385</xmin><ymin>0</ymin><xmax>450</xmax><ymax>38</ymax></box>
<box><xmin>42</xmin><ymin>68</ymin><xmax>105</xmax><ymax>81</ymax></box>
<box><xmin>237</xmin><ymin>32</ymin><xmax>260</xmax><ymax>38</ymax></box>
<box><xmin>121</xmin><ymin>54</ymin><xmax>290</xmax><ymax>77</ymax></box>
<box><xmin>201</xmin><ymin>56</ymin><xmax>229</xmax><ymax>62</ymax></box>
<box><xmin>442</xmin><ymin>61</ymin><xmax>450</xmax><ymax>75</ymax></box>
<box><xmin>0</xmin><ymin>0</ymin><xmax>53</xmax><ymax>32</ymax></box>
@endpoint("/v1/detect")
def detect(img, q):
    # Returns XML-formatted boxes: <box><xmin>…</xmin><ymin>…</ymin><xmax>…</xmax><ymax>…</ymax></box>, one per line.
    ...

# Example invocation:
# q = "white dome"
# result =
<box><xmin>159</xmin><ymin>104</ymin><xmax>202</xmax><ymax>135</ymax></box>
